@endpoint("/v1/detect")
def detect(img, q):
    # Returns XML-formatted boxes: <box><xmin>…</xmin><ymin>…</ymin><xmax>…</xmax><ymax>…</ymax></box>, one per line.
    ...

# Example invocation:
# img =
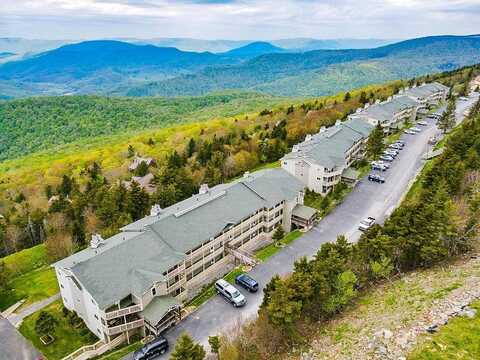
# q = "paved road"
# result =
<box><xmin>0</xmin><ymin>315</ymin><xmax>41</xmax><ymax>360</ymax></box>
<box><xmin>124</xmin><ymin>94</ymin><xmax>479</xmax><ymax>359</ymax></box>
<box><xmin>7</xmin><ymin>293</ymin><xmax>61</xmax><ymax>328</ymax></box>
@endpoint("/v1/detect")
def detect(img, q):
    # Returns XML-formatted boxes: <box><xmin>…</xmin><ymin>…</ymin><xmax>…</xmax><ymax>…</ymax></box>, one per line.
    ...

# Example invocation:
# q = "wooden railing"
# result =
<box><xmin>104</xmin><ymin>318</ymin><xmax>145</xmax><ymax>336</ymax></box>
<box><xmin>102</xmin><ymin>304</ymin><xmax>142</xmax><ymax>320</ymax></box>
<box><xmin>62</xmin><ymin>334</ymin><xmax>126</xmax><ymax>360</ymax></box>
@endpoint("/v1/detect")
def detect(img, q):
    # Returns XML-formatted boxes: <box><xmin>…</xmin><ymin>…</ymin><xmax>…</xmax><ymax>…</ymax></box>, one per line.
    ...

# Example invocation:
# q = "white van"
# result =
<box><xmin>215</xmin><ymin>279</ymin><xmax>247</xmax><ymax>307</ymax></box>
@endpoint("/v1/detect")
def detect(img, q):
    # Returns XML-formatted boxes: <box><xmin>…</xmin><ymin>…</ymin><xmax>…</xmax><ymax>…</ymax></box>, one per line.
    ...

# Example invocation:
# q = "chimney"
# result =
<box><xmin>199</xmin><ymin>184</ymin><xmax>210</xmax><ymax>195</ymax></box>
<box><xmin>243</xmin><ymin>171</ymin><xmax>251</xmax><ymax>178</ymax></box>
<box><xmin>335</xmin><ymin>120</ymin><xmax>341</xmax><ymax>126</ymax></box>
<box><xmin>90</xmin><ymin>233</ymin><xmax>104</xmax><ymax>249</ymax></box>
<box><xmin>375</xmin><ymin>99</ymin><xmax>381</xmax><ymax>104</ymax></box>
<box><xmin>364</xmin><ymin>103</ymin><xmax>370</xmax><ymax>109</ymax></box>
<box><xmin>319</xmin><ymin>126</ymin><xmax>326</xmax><ymax>133</ymax></box>
<box><xmin>150</xmin><ymin>204</ymin><xmax>163</xmax><ymax>217</ymax></box>
<box><xmin>292</xmin><ymin>145</ymin><xmax>299</xmax><ymax>153</ymax></box>
<box><xmin>387</xmin><ymin>96</ymin><xmax>392</xmax><ymax>101</ymax></box>
<box><xmin>305</xmin><ymin>134</ymin><xmax>312</xmax><ymax>142</ymax></box>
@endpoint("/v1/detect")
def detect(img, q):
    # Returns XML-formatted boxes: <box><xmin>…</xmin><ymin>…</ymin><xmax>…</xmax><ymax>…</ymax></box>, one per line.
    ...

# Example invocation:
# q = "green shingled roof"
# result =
<box><xmin>143</xmin><ymin>296</ymin><xmax>180</xmax><ymax>326</ymax></box>
<box><xmin>55</xmin><ymin>168</ymin><xmax>305</xmax><ymax>310</ymax></box>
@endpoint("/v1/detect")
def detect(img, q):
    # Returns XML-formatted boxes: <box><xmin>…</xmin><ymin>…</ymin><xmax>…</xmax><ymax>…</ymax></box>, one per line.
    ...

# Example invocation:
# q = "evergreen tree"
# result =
<box><xmin>135</xmin><ymin>161</ymin><xmax>149</xmax><ymax>177</ymax></box>
<box><xmin>170</xmin><ymin>332</ymin><xmax>206</xmax><ymax>360</ymax></box>
<box><xmin>127</xmin><ymin>144</ymin><xmax>135</xmax><ymax>158</ymax></box>
<box><xmin>0</xmin><ymin>261</ymin><xmax>10</xmax><ymax>292</ymax></box>
<box><xmin>35</xmin><ymin>311</ymin><xmax>58</xmax><ymax>337</ymax></box>
<box><xmin>366</xmin><ymin>124</ymin><xmax>384</xmax><ymax>159</ymax></box>
<box><xmin>127</xmin><ymin>182</ymin><xmax>150</xmax><ymax>221</ymax></box>
<box><xmin>272</xmin><ymin>224</ymin><xmax>285</xmax><ymax>245</ymax></box>
<box><xmin>208</xmin><ymin>335</ymin><xmax>220</xmax><ymax>358</ymax></box>
<box><xmin>359</xmin><ymin>91</ymin><xmax>367</xmax><ymax>104</ymax></box>
<box><xmin>438</xmin><ymin>99</ymin><xmax>456</xmax><ymax>134</ymax></box>
<box><xmin>58</xmin><ymin>175</ymin><xmax>73</xmax><ymax>197</ymax></box>
<box><xmin>344</xmin><ymin>92</ymin><xmax>351</xmax><ymax>102</ymax></box>
<box><xmin>186</xmin><ymin>138</ymin><xmax>196</xmax><ymax>158</ymax></box>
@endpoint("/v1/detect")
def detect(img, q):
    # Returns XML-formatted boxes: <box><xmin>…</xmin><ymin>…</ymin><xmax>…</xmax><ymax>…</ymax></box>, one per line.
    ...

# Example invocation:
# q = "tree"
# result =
<box><xmin>170</xmin><ymin>332</ymin><xmax>206</xmax><ymax>360</ymax></box>
<box><xmin>35</xmin><ymin>311</ymin><xmax>58</xmax><ymax>337</ymax></box>
<box><xmin>127</xmin><ymin>144</ymin><xmax>135</xmax><ymax>158</ymax></box>
<box><xmin>208</xmin><ymin>335</ymin><xmax>220</xmax><ymax>358</ymax></box>
<box><xmin>272</xmin><ymin>224</ymin><xmax>285</xmax><ymax>245</ymax></box>
<box><xmin>127</xmin><ymin>182</ymin><xmax>150</xmax><ymax>221</ymax></box>
<box><xmin>359</xmin><ymin>91</ymin><xmax>368</xmax><ymax>104</ymax></box>
<box><xmin>438</xmin><ymin>99</ymin><xmax>456</xmax><ymax>134</ymax></box>
<box><xmin>186</xmin><ymin>138</ymin><xmax>196</xmax><ymax>158</ymax></box>
<box><xmin>58</xmin><ymin>175</ymin><xmax>73</xmax><ymax>197</ymax></box>
<box><xmin>134</xmin><ymin>161</ymin><xmax>149</xmax><ymax>177</ymax></box>
<box><xmin>344</xmin><ymin>92</ymin><xmax>351</xmax><ymax>102</ymax></box>
<box><xmin>0</xmin><ymin>261</ymin><xmax>10</xmax><ymax>292</ymax></box>
<box><xmin>366</xmin><ymin>124</ymin><xmax>384</xmax><ymax>159</ymax></box>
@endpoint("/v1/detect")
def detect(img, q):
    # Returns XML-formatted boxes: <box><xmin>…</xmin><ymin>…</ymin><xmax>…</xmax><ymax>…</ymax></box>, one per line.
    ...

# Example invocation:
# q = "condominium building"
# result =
<box><xmin>54</xmin><ymin>169</ymin><xmax>316</xmax><ymax>344</ymax></box>
<box><xmin>403</xmin><ymin>82</ymin><xmax>449</xmax><ymax>111</ymax></box>
<box><xmin>348</xmin><ymin>95</ymin><xmax>419</xmax><ymax>130</ymax></box>
<box><xmin>281</xmin><ymin>118</ymin><xmax>374</xmax><ymax>195</ymax></box>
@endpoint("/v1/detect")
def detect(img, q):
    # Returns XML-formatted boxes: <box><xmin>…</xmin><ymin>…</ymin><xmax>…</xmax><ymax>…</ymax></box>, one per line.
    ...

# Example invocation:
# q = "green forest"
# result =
<box><xmin>0</xmin><ymin>91</ymin><xmax>291</xmax><ymax>161</ymax></box>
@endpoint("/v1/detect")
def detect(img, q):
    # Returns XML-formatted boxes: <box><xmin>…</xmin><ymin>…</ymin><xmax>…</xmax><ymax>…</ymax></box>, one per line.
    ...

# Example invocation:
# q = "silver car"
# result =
<box><xmin>215</xmin><ymin>279</ymin><xmax>247</xmax><ymax>307</ymax></box>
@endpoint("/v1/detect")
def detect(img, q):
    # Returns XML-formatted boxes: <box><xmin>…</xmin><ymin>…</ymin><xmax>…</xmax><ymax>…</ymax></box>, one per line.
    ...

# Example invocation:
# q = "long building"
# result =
<box><xmin>281</xmin><ymin>118</ymin><xmax>374</xmax><ymax>195</ymax></box>
<box><xmin>54</xmin><ymin>169</ymin><xmax>317</xmax><ymax>344</ymax></box>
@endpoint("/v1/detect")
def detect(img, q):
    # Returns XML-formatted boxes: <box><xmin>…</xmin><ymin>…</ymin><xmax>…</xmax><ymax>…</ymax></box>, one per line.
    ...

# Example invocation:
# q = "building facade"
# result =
<box><xmin>281</xmin><ymin>118</ymin><xmax>373</xmax><ymax>195</ymax></box>
<box><xmin>54</xmin><ymin>169</ymin><xmax>314</xmax><ymax>344</ymax></box>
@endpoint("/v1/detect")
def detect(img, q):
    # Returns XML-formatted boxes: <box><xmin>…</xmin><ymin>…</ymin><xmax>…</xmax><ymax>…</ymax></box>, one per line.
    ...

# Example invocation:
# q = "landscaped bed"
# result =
<box><xmin>19</xmin><ymin>299</ymin><xmax>97</xmax><ymax>360</ymax></box>
<box><xmin>255</xmin><ymin>230</ymin><xmax>303</xmax><ymax>261</ymax></box>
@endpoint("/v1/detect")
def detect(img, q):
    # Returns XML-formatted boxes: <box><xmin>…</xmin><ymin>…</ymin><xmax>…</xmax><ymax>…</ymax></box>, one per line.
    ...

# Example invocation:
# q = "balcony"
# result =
<box><xmin>102</xmin><ymin>304</ymin><xmax>143</xmax><ymax>321</ymax></box>
<box><xmin>103</xmin><ymin>318</ymin><xmax>145</xmax><ymax>336</ymax></box>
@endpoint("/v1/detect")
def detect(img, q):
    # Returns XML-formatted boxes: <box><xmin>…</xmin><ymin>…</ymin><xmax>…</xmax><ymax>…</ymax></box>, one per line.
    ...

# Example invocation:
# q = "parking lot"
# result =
<box><xmin>124</xmin><ymin>93</ymin><xmax>479</xmax><ymax>359</ymax></box>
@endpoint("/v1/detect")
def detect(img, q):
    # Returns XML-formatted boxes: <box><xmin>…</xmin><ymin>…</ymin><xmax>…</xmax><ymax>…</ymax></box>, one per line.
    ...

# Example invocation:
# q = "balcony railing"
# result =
<box><xmin>102</xmin><ymin>304</ymin><xmax>143</xmax><ymax>321</ymax></box>
<box><xmin>104</xmin><ymin>318</ymin><xmax>145</xmax><ymax>336</ymax></box>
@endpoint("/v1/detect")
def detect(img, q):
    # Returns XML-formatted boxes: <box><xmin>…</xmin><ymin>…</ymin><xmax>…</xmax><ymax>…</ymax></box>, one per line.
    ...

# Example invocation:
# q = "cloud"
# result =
<box><xmin>0</xmin><ymin>0</ymin><xmax>479</xmax><ymax>40</ymax></box>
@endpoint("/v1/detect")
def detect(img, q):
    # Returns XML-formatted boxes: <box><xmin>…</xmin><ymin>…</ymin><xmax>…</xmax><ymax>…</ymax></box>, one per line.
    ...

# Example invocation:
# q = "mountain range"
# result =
<box><xmin>1</xmin><ymin>35</ymin><xmax>480</xmax><ymax>98</ymax></box>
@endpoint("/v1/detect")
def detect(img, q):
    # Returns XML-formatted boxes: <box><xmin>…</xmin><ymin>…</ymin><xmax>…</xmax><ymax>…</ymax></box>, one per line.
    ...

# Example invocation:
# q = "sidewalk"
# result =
<box><xmin>7</xmin><ymin>293</ymin><xmax>61</xmax><ymax>328</ymax></box>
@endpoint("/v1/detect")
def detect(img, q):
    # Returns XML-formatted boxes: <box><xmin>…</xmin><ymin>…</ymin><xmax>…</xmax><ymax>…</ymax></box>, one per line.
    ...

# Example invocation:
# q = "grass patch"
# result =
<box><xmin>255</xmin><ymin>230</ymin><xmax>302</xmax><ymax>261</ymax></box>
<box><xmin>304</xmin><ymin>183</ymin><xmax>352</xmax><ymax>218</ymax></box>
<box><xmin>428</xmin><ymin>282</ymin><xmax>462</xmax><ymax>300</ymax></box>
<box><xmin>1</xmin><ymin>244</ymin><xmax>49</xmax><ymax>275</ymax></box>
<box><xmin>19</xmin><ymin>299</ymin><xmax>97</xmax><ymax>360</ymax></box>
<box><xmin>408</xmin><ymin>300</ymin><xmax>480</xmax><ymax>360</ymax></box>
<box><xmin>0</xmin><ymin>266</ymin><xmax>59</xmax><ymax>312</ymax></box>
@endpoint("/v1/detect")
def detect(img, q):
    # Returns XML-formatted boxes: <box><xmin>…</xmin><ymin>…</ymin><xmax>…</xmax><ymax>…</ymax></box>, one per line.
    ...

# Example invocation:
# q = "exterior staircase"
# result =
<box><xmin>62</xmin><ymin>333</ymin><xmax>126</xmax><ymax>360</ymax></box>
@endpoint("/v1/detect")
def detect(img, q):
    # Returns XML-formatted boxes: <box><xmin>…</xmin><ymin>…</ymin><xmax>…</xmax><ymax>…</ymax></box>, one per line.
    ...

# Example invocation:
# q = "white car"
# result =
<box><xmin>358</xmin><ymin>217</ymin><xmax>376</xmax><ymax>231</ymax></box>
<box><xmin>410</xmin><ymin>127</ymin><xmax>421</xmax><ymax>132</ymax></box>
<box><xmin>417</xmin><ymin>121</ymin><xmax>428</xmax><ymax>126</ymax></box>
<box><xmin>404</xmin><ymin>129</ymin><xmax>416</xmax><ymax>135</ymax></box>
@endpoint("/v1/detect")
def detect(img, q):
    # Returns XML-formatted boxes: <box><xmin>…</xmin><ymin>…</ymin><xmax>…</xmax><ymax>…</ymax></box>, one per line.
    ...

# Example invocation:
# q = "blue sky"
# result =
<box><xmin>1</xmin><ymin>0</ymin><xmax>479</xmax><ymax>40</ymax></box>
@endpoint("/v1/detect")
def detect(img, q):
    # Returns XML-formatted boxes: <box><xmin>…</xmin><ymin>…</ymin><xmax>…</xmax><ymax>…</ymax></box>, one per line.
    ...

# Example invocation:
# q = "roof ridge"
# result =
<box><xmin>240</xmin><ymin>181</ymin><xmax>267</xmax><ymax>201</ymax></box>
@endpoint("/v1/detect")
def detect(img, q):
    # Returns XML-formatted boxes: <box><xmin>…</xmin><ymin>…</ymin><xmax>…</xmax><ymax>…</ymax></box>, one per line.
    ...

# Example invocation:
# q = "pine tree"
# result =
<box><xmin>35</xmin><ymin>311</ymin><xmax>58</xmax><ymax>337</ymax></box>
<box><xmin>170</xmin><ymin>332</ymin><xmax>206</xmax><ymax>360</ymax></box>
<box><xmin>127</xmin><ymin>144</ymin><xmax>135</xmax><ymax>158</ymax></box>
<box><xmin>127</xmin><ymin>182</ymin><xmax>150</xmax><ymax>221</ymax></box>
<box><xmin>208</xmin><ymin>335</ymin><xmax>220</xmax><ymax>358</ymax></box>
<box><xmin>344</xmin><ymin>92</ymin><xmax>351</xmax><ymax>102</ymax></box>
<box><xmin>366</xmin><ymin>124</ymin><xmax>384</xmax><ymax>159</ymax></box>
<box><xmin>438</xmin><ymin>99</ymin><xmax>456</xmax><ymax>134</ymax></box>
<box><xmin>272</xmin><ymin>224</ymin><xmax>285</xmax><ymax>245</ymax></box>
<box><xmin>186</xmin><ymin>138</ymin><xmax>196</xmax><ymax>158</ymax></box>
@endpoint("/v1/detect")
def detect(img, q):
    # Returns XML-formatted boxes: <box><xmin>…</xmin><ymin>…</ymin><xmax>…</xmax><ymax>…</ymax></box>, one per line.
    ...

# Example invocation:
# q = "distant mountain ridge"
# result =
<box><xmin>220</xmin><ymin>41</ymin><xmax>286</xmax><ymax>58</ymax></box>
<box><xmin>1</xmin><ymin>35</ymin><xmax>480</xmax><ymax>98</ymax></box>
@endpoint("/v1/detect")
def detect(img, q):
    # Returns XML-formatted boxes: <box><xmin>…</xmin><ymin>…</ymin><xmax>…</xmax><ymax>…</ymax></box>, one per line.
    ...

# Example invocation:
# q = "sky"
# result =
<box><xmin>1</xmin><ymin>0</ymin><xmax>480</xmax><ymax>40</ymax></box>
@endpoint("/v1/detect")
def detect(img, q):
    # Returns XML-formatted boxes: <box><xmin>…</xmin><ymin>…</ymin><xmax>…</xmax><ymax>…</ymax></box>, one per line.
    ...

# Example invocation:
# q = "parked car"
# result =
<box><xmin>379</xmin><ymin>155</ymin><xmax>394</xmax><ymax>162</ymax></box>
<box><xmin>377</xmin><ymin>160</ymin><xmax>390</xmax><ymax>169</ymax></box>
<box><xmin>404</xmin><ymin>129</ymin><xmax>416</xmax><ymax>135</ymax></box>
<box><xmin>410</xmin><ymin>127</ymin><xmax>421</xmax><ymax>133</ymax></box>
<box><xmin>358</xmin><ymin>216</ymin><xmax>376</xmax><ymax>231</ymax></box>
<box><xmin>235</xmin><ymin>273</ymin><xmax>259</xmax><ymax>292</ymax></box>
<box><xmin>459</xmin><ymin>96</ymin><xmax>469</xmax><ymax>101</ymax></box>
<box><xmin>395</xmin><ymin>140</ymin><xmax>406</xmax><ymax>145</ymax></box>
<box><xmin>368</xmin><ymin>174</ymin><xmax>385</xmax><ymax>183</ymax></box>
<box><xmin>417</xmin><ymin>120</ymin><xmax>428</xmax><ymax>126</ymax></box>
<box><xmin>389</xmin><ymin>144</ymin><xmax>403</xmax><ymax>150</ymax></box>
<box><xmin>372</xmin><ymin>162</ymin><xmax>388</xmax><ymax>171</ymax></box>
<box><xmin>384</xmin><ymin>149</ymin><xmax>398</xmax><ymax>156</ymax></box>
<box><xmin>215</xmin><ymin>279</ymin><xmax>247</xmax><ymax>307</ymax></box>
<box><xmin>133</xmin><ymin>336</ymin><xmax>169</xmax><ymax>360</ymax></box>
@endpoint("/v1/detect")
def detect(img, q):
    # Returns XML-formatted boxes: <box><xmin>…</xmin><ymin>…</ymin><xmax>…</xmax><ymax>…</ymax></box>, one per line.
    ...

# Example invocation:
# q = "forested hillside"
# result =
<box><xmin>1</xmin><ymin>35</ymin><xmax>480</xmax><ymax>98</ymax></box>
<box><xmin>125</xmin><ymin>35</ymin><xmax>480</xmax><ymax>97</ymax></box>
<box><xmin>0</xmin><ymin>66</ymin><xmax>476</xmax><ymax>263</ymax></box>
<box><xmin>0</xmin><ymin>92</ymin><xmax>290</xmax><ymax>161</ymax></box>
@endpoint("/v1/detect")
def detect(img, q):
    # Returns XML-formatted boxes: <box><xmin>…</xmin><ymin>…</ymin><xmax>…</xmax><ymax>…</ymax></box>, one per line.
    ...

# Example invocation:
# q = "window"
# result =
<box><xmin>60</xmin><ymin>284</ymin><xmax>64</xmax><ymax>289</ymax></box>
<box><xmin>152</xmin><ymin>287</ymin><xmax>157</xmax><ymax>296</ymax></box>
<box><xmin>94</xmin><ymin>314</ymin><xmax>98</xmax><ymax>320</ymax></box>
